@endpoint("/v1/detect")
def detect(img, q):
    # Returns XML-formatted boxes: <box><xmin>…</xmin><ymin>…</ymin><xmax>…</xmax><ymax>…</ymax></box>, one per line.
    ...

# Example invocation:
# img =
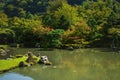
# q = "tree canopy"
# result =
<box><xmin>0</xmin><ymin>0</ymin><xmax>120</xmax><ymax>48</ymax></box>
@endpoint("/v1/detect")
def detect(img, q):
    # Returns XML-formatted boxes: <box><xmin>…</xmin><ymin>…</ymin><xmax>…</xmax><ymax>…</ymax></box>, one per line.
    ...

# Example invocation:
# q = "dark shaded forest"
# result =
<box><xmin>0</xmin><ymin>0</ymin><xmax>120</xmax><ymax>48</ymax></box>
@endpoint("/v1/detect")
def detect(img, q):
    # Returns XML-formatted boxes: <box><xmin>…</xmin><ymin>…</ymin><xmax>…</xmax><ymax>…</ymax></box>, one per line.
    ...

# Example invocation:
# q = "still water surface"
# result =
<box><xmin>0</xmin><ymin>48</ymin><xmax>120</xmax><ymax>80</ymax></box>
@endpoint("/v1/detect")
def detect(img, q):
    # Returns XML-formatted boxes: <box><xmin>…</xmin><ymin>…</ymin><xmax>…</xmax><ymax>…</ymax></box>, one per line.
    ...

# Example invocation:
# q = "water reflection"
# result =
<box><xmin>0</xmin><ymin>48</ymin><xmax>120</xmax><ymax>80</ymax></box>
<box><xmin>0</xmin><ymin>73</ymin><xmax>33</xmax><ymax>80</ymax></box>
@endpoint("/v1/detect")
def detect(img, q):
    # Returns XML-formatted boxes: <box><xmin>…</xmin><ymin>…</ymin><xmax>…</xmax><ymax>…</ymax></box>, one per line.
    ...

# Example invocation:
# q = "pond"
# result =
<box><xmin>0</xmin><ymin>48</ymin><xmax>120</xmax><ymax>80</ymax></box>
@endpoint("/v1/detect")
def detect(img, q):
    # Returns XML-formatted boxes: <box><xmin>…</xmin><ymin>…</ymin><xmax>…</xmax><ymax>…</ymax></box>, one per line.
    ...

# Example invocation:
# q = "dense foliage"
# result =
<box><xmin>0</xmin><ymin>0</ymin><xmax>120</xmax><ymax>48</ymax></box>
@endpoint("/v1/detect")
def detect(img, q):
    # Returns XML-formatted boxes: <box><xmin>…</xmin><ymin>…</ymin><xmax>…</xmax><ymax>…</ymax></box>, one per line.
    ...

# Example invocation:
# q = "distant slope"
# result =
<box><xmin>68</xmin><ymin>0</ymin><xmax>119</xmax><ymax>5</ymax></box>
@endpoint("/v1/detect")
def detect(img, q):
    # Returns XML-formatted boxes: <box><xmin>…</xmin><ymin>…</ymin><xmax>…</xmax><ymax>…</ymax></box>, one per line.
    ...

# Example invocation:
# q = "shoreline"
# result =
<box><xmin>0</xmin><ymin>56</ymin><xmax>27</xmax><ymax>73</ymax></box>
<box><xmin>0</xmin><ymin>56</ymin><xmax>40</xmax><ymax>74</ymax></box>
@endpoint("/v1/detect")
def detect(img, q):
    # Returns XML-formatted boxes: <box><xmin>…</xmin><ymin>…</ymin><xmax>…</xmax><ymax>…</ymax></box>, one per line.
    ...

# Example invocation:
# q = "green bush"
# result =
<box><xmin>45</xmin><ymin>29</ymin><xmax>64</xmax><ymax>48</ymax></box>
<box><xmin>0</xmin><ymin>28</ymin><xmax>15</xmax><ymax>44</ymax></box>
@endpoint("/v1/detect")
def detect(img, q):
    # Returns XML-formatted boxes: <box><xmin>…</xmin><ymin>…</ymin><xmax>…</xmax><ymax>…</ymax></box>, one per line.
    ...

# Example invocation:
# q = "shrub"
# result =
<box><xmin>45</xmin><ymin>29</ymin><xmax>64</xmax><ymax>48</ymax></box>
<box><xmin>0</xmin><ymin>28</ymin><xmax>15</xmax><ymax>44</ymax></box>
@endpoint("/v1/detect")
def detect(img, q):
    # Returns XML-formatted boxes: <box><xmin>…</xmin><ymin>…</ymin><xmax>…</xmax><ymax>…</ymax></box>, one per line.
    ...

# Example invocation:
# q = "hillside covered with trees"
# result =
<box><xmin>0</xmin><ymin>0</ymin><xmax>120</xmax><ymax>48</ymax></box>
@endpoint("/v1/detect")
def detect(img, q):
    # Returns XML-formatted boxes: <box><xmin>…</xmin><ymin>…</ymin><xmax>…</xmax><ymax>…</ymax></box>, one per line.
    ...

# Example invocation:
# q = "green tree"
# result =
<box><xmin>0</xmin><ymin>11</ymin><xmax>8</xmax><ymax>28</ymax></box>
<box><xmin>0</xmin><ymin>2</ymin><xmax>5</xmax><ymax>11</ymax></box>
<box><xmin>47</xmin><ymin>0</ymin><xmax>66</xmax><ymax>13</ymax></box>
<box><xmin>57</xmin><ymin>15</ymin><xmax>70</xmax><ymax>30</ymax></box>
<box><xmin>55</xmin><ymin>2</ymin><xmax>79</xmax><ymax>25</ymax></box>
<box><xmin>44</xmin><ymin>2</ymin><xmax>79</xmax><ymax>30</ymax></box>
<box><xmin>9</xmin><ymin>17</ymin><xmax>42</xmax><ymax>43</ymax></box>
<box><xmin>22</xmin><ymin>28</ymin><xmax>36</xmax><ymax>47</ymax></box>
<box><xmin>3</xmin><ymin>0</ymin><xmax>50</xmax><ymax>17</ymax></box>
<box><xmin>0</xmin><ymin>28</ymin><xmax>15</xmax><ymax>44</ymax></box>
<box><xmin>45</xmin><ymin>29</ymin><xmax>64</xmax><ymax>48</ymax></box>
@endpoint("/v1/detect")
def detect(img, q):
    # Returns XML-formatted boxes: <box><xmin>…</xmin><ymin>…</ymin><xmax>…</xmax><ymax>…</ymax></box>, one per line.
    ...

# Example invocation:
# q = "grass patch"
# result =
<box><xmin>0</xmin><ymin>56</ymin><xmax>40</xmax><ymax>73</ymax></box>
<box><xmin>0</xmin><ymin>56</ymin><xmax>27</xmax><ymax>72</ymax></box>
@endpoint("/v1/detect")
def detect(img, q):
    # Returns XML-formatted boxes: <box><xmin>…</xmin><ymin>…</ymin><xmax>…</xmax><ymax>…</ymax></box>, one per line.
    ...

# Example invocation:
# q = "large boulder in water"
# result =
<box><xmin>39</xmin><ymin>56</ymin><xmax>52</xmax><ymax>65</ymax></box>
<box><xmin>67</xmin><ymin>46</ymin><xmax>74</xmax><ymax>50</ymax></box>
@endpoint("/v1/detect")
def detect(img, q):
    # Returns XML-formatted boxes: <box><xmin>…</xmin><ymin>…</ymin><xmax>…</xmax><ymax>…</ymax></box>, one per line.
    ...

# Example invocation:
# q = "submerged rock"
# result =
<box><xmin>19</xmin><ymin>61</ymin><xmax>31</xmax><ymax>67</ymax></box>
<box><xmin>67</xmin><ymin>46</ymin><xmax>74</xmax><ymax>50</ymax></box>
<box><xmin>53</xmin><ymin>66</ymin><xmax>57</xmax><ymax>69</ymax></box>
<box><xmin>19</xmin><ymin>61</ymin><xmax>25</xmax><ymax>67</ymax></box>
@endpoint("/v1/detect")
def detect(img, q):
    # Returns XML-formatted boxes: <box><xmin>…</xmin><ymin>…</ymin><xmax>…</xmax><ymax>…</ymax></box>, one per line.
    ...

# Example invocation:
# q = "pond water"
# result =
<box><xmin>0</xmin><ymin>48</ymin><xmax>120</xmax><ymax>80</ymax></box>
<box><xmin>0</xmin><ymin>73</ymin><xmax>33</xmax><ymax>80</ymax></box>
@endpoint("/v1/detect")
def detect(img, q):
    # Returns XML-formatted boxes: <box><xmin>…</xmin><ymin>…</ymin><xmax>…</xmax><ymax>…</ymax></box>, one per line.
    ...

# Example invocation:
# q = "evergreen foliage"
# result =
<box><xmin>0</xmin><ymin>0</ymin><xmax>120</xmax><ymax>48</ymax></box>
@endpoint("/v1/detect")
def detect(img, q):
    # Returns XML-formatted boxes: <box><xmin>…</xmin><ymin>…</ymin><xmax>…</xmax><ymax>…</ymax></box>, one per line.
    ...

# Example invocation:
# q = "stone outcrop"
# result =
<box><xmin>39</xmin><ymin>56</ymin><xmax>52</xmax><ymax>65</ymax></box>
<box><xmin>0</xmin><ymin>48</ymin><xmax>7</xmax><ymax>56</ymax></box>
